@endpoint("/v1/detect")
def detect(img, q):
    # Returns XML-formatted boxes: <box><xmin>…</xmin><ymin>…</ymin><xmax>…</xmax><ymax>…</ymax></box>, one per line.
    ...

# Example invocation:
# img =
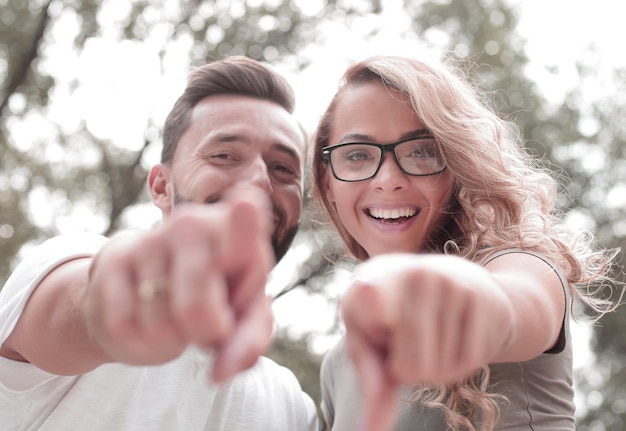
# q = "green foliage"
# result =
<box><xmin>0</xmin><ymin>0</ymin><xmax>346</xmax><ymax>276</ymax></box>
<box><xmin>268</xmin><ymin>330</ymin><xmax>324</xmax><ymax>414</ymax></box>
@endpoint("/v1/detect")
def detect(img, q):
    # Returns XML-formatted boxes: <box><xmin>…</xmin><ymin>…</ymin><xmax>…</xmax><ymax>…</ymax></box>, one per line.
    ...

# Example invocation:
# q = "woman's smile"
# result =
<box><xmin>325</xmin><ymin>81</ymin><xmax>454</xmax><ymax>256</ymax></box>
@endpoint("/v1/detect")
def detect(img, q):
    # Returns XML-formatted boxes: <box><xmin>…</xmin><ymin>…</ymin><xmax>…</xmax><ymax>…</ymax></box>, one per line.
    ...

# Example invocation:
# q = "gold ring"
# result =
<box><xmin>137</xmin><ymin>278</ymin><xmax>169</xmax><ymax>303</ymax></box>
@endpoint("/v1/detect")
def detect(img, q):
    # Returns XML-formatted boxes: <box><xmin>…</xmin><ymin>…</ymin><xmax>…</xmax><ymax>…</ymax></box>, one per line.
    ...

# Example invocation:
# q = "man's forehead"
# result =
<box><xmin>192</xmin><ymin>94</ymin><xmax>295</xmax><ymax>125</ymax></box>
<box><xmin>201</xmin><ymin>122</ymin><xmax>301</xmax><ymax>146</ymax></box>
<box><xmin>190</xmin><ymin>98</ymin><xmax>305</xmax><ymax>155</ymax></box>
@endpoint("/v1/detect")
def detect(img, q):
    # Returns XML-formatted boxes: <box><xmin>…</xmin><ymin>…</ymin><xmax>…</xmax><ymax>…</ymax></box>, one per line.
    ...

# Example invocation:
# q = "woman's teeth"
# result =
<box><xmin>368</xmin><ymin>207</ymin><xmax>417</xmax><ymax>220</ymax></box>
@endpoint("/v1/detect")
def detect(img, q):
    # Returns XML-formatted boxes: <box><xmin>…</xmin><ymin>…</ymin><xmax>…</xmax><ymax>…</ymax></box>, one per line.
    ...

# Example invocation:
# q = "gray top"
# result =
<box><xmin>320</xmin><ymin>250</ymin><xmax>574</xmax><ymax>430</ymax></box>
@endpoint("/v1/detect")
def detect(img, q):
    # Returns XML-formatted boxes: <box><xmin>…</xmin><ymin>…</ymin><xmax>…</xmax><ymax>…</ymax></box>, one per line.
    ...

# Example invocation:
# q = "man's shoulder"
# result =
<box><xmin>30</xmin><ymin>231</ymin><xmax>110</xmax><ymax>258</ymax></box>
<box><xmin>244</xmin><ymin>356</ymin><xmax>319</xmax><ymax>429</ymax></box>
<box><xmin>240</xmin><ymin>355</ymin><xmax>305</xmax><ymax>389</ymax></box>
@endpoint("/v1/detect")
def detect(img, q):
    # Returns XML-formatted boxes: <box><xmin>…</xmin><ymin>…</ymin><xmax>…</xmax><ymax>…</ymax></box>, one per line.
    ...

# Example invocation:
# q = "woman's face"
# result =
<box><xmin>323</xmin><ymin>81</ymin><xmax>455</xmax><ymax>257</ymax></box>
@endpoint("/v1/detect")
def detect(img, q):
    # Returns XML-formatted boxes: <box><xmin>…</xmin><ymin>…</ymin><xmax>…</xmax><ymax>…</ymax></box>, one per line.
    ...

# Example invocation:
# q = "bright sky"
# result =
<box><xmin>519</xmin><ymin>0</ymin><xmax>626</xmax><ymax>106</ymax></box>
<box><xmin>287</xmin><ymin>0</ymin><xmax>626</xmax><ymax>131</ymax></box>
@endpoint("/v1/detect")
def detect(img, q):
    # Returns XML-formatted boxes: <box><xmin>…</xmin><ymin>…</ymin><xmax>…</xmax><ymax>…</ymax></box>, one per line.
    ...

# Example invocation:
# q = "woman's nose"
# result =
<box><xmin>370</xmin><ymin>153</ymin><xmax>409</xmax><ymax>191</ymax></box>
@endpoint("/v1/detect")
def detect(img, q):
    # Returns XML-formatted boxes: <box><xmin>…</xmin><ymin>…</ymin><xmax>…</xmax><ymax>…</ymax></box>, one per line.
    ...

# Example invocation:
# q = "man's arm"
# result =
<box><xmin>1</xmin><ymin>257</ymin><xmax>109</xmax><ymax>374</ymax></box>
<box><xmin>1</xmin><ymin>193</ymin><xmax>275</xmax><ymax>379</ymax></box>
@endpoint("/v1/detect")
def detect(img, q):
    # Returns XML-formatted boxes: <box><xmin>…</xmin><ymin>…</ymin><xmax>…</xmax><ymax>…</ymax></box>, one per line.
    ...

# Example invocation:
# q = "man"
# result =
<box><xmin>0</xmin><ymin>56</ymin><xmax>318</xmax><ymax>430</ymax></box>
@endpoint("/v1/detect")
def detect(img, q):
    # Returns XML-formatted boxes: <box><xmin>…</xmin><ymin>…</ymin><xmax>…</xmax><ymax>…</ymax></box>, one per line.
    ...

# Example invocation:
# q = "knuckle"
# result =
<box><xmin>168</xmin><ymin>213</ymin><xmax>201</xmax><ymax>238</ymax></box>
<box><xmin>173</xmin><ymin>300</ymin><xmax>230</xmax><ymax>345</ymax></box>
<box><xmin>101</xmin><ymin>314</ymin><xmax>132</xmax><ymax>342</ymax></box>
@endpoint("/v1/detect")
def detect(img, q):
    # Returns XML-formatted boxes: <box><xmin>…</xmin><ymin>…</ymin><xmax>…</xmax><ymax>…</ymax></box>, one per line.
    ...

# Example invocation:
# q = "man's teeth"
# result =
<box><xmin>369</xmin><ymin>208</ymin><xmax>417</xmax><ymax>219</ymax></box>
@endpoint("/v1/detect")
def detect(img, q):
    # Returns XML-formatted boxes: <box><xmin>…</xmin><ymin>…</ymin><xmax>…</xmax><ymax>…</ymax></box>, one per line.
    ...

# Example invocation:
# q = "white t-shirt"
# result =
<box><xmin>0</xmin><ymin>232</ymin><xmax>319</xmax><ymax>431</ymax></box>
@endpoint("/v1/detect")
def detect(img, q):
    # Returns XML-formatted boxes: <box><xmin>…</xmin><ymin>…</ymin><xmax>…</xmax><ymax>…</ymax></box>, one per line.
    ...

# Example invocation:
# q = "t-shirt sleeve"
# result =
<box><xmin>0</xmin><ymin>232</ymin><xmax>108</xmax><ymax>346</ymax></box>
<box><xmin>263</xmin><ymin>357</ymin><xmax>320</xmax><ymax>431</ymax></box>
<box><xmin>0</xmin><ymin>232</ymin><xmax>108</xmax><ymax>392</ymax></box>
<box><xmin>480</xmin><ymin>248</ymin><xmax>571</xmax><ymax>355</ymax></box>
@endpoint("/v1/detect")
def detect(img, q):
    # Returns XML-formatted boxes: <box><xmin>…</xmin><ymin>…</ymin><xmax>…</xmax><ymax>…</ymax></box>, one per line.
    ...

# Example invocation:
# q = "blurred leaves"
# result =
<box><xmin>1</xmin><ymin>0</ymin><xmax>625</xmax><ymax>425</ymax></box>
<box><xmin>0</xmin><ymin>0</ymin><xmax>341</xmax><ymax>272</ymax></box>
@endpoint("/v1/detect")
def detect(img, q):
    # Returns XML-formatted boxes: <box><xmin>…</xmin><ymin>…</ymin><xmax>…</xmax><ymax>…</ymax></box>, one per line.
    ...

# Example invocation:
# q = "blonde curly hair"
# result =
<box><xmin>312</xmin><ymin>55</ymin><xmax>618</xmax><ymax>431</ymax></box>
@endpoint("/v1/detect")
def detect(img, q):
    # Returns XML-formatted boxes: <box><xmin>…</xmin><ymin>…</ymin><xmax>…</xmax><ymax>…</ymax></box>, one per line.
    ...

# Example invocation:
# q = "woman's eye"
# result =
<box><xmin>411</xmin><ymin>148</ymin><xmax>431</xmax><ymax>158</ymax></box>
<box><xmin>345</xmin><ymin>151</ymin><xmax>370</xmax><ymax>162</ymax></box>
<box><xmin>408</xmin><ymin>144</ymin><xmax>437</xmax><ymax>159</ymax></box>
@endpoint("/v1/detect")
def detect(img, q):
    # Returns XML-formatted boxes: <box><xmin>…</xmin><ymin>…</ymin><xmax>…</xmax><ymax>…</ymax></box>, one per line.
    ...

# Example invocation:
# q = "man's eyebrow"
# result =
<box><xmin>339</xmin><ymin>128</ymin><xmax>431</xmax><ymax>143</ymax></box>
<box><xmin>210</xmin><ymin>133</ymin><xmax>250</xmax><ymax>143</ymax></box>
<box><xmin>200</xmin><ymin>133</ymin><xmax>301</xmax><ymax>164</ymax></box>
<box><xmin>271</xmin><ymin>143</ymin><xmax>301</xmax><ymax>164</ymax></box>
<box><xmin>196</xmin><ymin>133</ymin><xmax>249</xmax><ymax>149</ymax></box>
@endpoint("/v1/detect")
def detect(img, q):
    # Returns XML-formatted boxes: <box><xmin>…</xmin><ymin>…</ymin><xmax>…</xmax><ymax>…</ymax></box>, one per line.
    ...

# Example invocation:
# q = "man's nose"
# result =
<box><xmin>248</xmin><ymin>158</ymin><xmax>273</xmax><ymax>194</ymax></box>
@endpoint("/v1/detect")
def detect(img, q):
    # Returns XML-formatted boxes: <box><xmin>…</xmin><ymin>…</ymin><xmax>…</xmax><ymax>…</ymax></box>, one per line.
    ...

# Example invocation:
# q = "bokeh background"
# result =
<box><xmin>1</xmin><ymin>1</ymin><xmax>625</xmax><ymax>429</ymax></box>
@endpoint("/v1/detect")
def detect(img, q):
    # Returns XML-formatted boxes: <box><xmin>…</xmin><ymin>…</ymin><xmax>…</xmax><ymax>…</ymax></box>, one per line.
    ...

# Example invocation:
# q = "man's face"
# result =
<box><xmin>152</xmin><ymin>94</ymin><xmax>306</xmax><ymax>262</ymax></box>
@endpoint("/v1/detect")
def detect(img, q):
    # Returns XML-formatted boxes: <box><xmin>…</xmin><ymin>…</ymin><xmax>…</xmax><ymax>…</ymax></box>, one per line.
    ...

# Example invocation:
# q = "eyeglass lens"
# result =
<box><xmin>328</xmin><ymin>138</ymin><xmax>444</xmax><ymax>181</ymax></box>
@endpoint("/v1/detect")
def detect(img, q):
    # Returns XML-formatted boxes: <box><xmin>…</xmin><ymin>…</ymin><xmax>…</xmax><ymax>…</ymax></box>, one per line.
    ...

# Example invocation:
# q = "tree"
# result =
<box><xmin>2</xmin><ymin>0</ymin><xmax>625</xmax><ymax>424</ymax></box>
<box><xmin>0</xmin><ymin>0</ymin><xmax>357</xmax><ymax>274</ymax></box>
<box><xmin>564</xmin><ymin>62</ymin><xmax>626</xmax><ymax>431</ymax></box>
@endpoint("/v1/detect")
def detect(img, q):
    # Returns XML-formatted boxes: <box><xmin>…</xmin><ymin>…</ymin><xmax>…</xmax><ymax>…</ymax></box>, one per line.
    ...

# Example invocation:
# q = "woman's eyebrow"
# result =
<box><xmin>399</xmin><ymin>128</ymin><xmax>431</xmax><ymax>139</ymax></box>
<box><xmin>339</xmin><ymin>132</ymin><xmax>375</xmax><ymax>142</ymax></box>
<box><xmin>339</xmin><ymin>128</ymin><xmax>431</xmax><ymax>143</ymax></box>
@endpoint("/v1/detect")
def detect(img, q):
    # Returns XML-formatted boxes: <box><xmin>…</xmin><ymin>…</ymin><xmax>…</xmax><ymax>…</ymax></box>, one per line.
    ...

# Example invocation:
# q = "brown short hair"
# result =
<box><xmin>161</xmin><ymin>56</ymin><xmax>296</xmax><ymax>163</ymax></box>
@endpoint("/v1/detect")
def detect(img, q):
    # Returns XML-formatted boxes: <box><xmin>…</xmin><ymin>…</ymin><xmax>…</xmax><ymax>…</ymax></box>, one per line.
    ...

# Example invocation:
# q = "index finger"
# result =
<box><xmin>347</xmin><ymin>330</ymin><xmax>397</xmax><ymax>431</ymax></box>
<box><xmin>342</xmin><ymin>282</ymin><xmax>399</xmax><ymax>431</ymax></box>
<box><xmin>167</xmin><ymin>211</ymin><xmax>234</xmax><ymax>347</ymax></box>
<box><xmin>222</xmin><ymin>196</ymin><xmax>274</xmax><ymax>309</ymax></box>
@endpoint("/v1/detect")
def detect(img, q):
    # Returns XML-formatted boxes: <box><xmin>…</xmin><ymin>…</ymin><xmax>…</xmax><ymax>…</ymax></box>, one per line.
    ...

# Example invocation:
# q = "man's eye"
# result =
<box><xmin>212</xmin><ymin>153</ymin><xmax>234</xmax><ymax>160</ymax></box>
<box><xmin>207</xmin><ymin>152</ymin><xmax>241</xmax><ymax>164</ymax></box>
<box><xmin>204</xmin><ymin>195</ymin><xmax>221</xmax><ymax>204</ymax></box>
<box><xmin>272</xmin><ymin>163</ymin><xmax>298</xmax><ymax>177</ymax></box>
<box><xmin>275</xmin><ymin>164</ymin><xmax>292</xmax><ymax>173</ymax></box>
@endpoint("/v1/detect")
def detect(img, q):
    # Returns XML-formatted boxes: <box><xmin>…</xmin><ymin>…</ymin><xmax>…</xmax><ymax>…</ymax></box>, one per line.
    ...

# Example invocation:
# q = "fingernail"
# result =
<box><xmin>211</xmin><ymin>339</ymin><xmax>247</xmax><ymax>384</ymax></box>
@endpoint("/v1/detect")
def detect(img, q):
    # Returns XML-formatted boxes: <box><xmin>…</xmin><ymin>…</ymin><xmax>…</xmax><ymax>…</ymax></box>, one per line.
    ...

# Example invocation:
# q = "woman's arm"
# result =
<box><xmin>340</xmin><ymin>252</ymin><xmax>566</xmax><ymax>431</ymax></box>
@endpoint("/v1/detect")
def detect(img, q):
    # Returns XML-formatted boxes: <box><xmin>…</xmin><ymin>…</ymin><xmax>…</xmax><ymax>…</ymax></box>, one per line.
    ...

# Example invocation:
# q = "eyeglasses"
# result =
<box><xmin>321</xmin><ymin>136</ymin><xmax>446</xmax><ymax>182</ymax></box>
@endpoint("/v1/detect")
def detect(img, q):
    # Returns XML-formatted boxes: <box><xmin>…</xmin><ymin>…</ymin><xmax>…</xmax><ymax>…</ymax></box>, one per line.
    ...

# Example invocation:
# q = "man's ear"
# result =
<box><xmin>148</xmin><ymin>164</ymin><xmax>173</xmax><ymax>214</ymax></box>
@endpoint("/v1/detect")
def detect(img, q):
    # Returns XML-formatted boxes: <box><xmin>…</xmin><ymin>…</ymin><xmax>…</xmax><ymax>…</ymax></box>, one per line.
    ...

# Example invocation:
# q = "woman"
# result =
<box><xmin>312</xmin><ymin>55</ymin><xmax>618</xmax><ymax>431</ymax></box>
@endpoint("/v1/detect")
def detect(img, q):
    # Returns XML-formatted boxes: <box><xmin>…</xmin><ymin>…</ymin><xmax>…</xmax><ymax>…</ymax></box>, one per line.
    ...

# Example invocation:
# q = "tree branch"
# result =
<box><xmin>0</xmin><ymin>0</ymin><xmax>53</xmax><ymax>118</ymax></box>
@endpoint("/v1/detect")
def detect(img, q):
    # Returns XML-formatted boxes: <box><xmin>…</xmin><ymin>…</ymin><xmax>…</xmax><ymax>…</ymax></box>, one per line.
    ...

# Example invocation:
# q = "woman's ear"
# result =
<box><xmin>148</xmin><ymin>164</ymin><xmax>173</xmax><ymax>214</ymax></box>
<box><xmin>323</xmin><ymin>166</ymin><xmax>335</xmax><ymax>203</ymax></box>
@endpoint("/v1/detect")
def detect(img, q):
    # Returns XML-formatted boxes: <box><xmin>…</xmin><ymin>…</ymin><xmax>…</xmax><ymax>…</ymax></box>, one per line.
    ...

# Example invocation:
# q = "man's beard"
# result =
<box><xmin>272</xmin><ymin>222</ymin><xmax>299</xmax><ymax>263</ymax></box>
<box><xmin>174</xmin><ymin>190</ymin><xmax>298</xmax><ymax>263</ymax></box>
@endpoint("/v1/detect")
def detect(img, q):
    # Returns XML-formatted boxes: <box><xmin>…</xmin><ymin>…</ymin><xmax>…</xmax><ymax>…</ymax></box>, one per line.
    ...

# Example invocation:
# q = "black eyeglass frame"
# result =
<box><xmin>321</xmin><ymin>136</ymin><xmax>447</xmax><ymax>182</ymax></box>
